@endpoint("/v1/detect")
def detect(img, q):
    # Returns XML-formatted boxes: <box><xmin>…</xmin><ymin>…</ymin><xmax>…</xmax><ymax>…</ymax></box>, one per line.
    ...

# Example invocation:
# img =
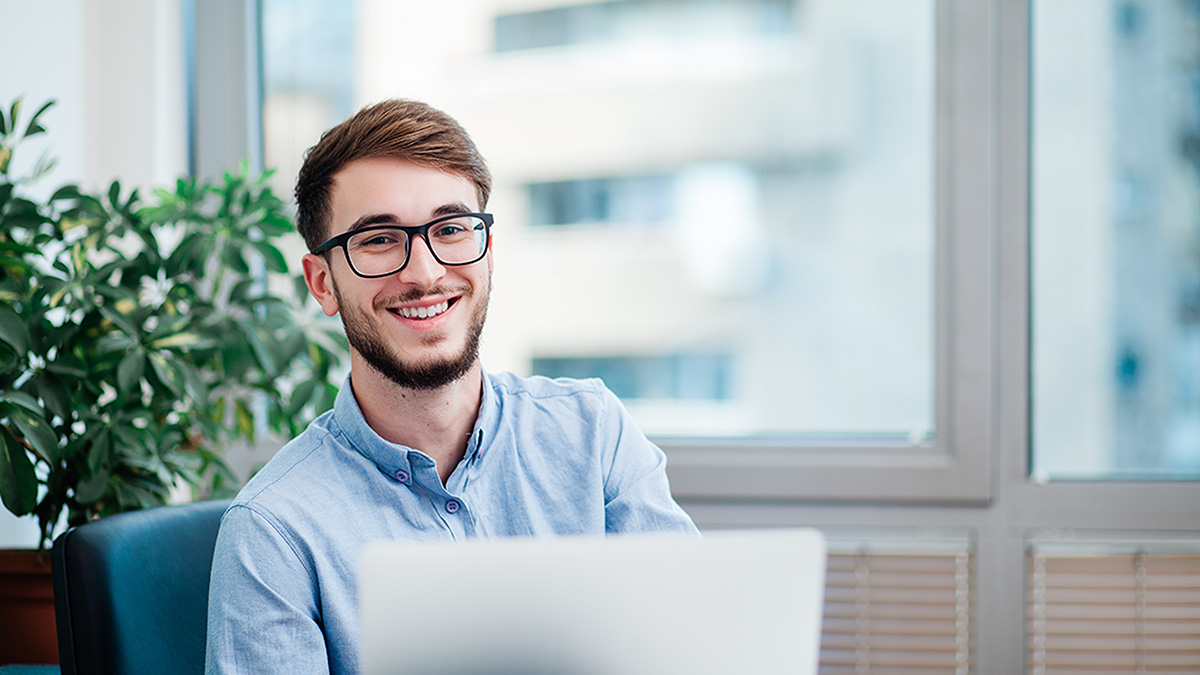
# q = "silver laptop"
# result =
<box><xmin>360</xmin><ymin>528</ymin><xmax>826</xmax><ymax>675</ymax></box>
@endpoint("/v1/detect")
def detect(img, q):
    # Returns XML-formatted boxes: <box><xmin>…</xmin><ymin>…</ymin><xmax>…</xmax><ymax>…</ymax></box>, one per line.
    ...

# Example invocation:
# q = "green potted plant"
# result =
<box><xmin>0</xmin><ymin>98</ymin><xmax>345</xmax><ymax>664</ymax></box>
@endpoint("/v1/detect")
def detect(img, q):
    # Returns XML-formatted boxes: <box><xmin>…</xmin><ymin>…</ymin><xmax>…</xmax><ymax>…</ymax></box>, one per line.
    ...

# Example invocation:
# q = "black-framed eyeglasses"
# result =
<box><xmin>313</xmin><ymin>213</ymin><xmax>493</xmax><ymax>279</ymax></box>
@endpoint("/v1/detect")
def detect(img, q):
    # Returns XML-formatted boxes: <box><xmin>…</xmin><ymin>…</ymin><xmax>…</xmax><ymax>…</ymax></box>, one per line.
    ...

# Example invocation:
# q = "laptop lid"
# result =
<box><xmin>360</xmin><ymin>528</ymin><xmax>826</xmax><ymax>675</ymax></box>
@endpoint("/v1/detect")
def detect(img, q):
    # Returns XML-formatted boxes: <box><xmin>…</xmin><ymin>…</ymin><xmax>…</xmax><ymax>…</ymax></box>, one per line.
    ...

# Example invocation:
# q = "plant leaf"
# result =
<box><xmin>0</xmin><ymin>304</ymin><xmax>30</xmax><ymax>354</ymax></box>
<box><xmin>243</xmin><ymin>325</ymin><xmax>277</xmax><ymax>375</ymax></box>
<box><xmin>286</xmin><ymin>378</ymin><xmax>317</xmax><ymax>418</ymax></box>
<box><xmin>0</xmin><ymin>391</ymin><xmax>42</xmax><ymax>416</ymax></box>
<box><xmin>113</xmin><ymin>424</ymin><xmax>150</xmax><ymax>460</ymax></box>
<box><xmin>86</xmin><ymin>430</ymin><xmax>112</xmax><ymax>476</ymax></box>
<box><xmin>8</xmin><ymin>99</ymin><xmax>21</xmax><ymax>137</ymax></box>
<box><xmin>33</xmin><ymin>375</ymin><xmax>70</xmax><ymax>421</ymax></box>
<box><xmin>251</xmin><ymin>239</ymin><xmax>289</xmax><ymax>273</ymax></box>
<box><xmin>166</xmin><ymin>232</ymin><xmax>205</xmax><ymax>275</ymax></box>
<box><xmin>23</xmin><ymin>99</ymin><xmax>55</xmax><ymax>138</ymax></box>
<box><xmin>75</xmin><ymin>465</ymin><xmax>111</xmax><ymax>504</ymax></box>
<box><xmin>99</xmin><ymin>304</ymin><xmax>140</xmax><ymax>337</ymax></box>
<box><xmin>50</xmin><ymin>184</ymin><xmax>81</xmax><ymax>202</ymax></box>
<box><xmin>0</xmin><ymin>428</ymin><xmax>38</xmax><ymax>516</ymax></box>
<box><xmin>235</xmin><ymin>399</ymin><xmax>255</xmax><ymax>440</ymax></box>
<box><xmin>260</xmin><ymin>213</ymin><xmax>294</xmax><ymax>235</ymax></box>
<box><xmin>148</xmin><ymin>352</ymin><xmax>184</xmax><ymax>397</ymax></box>
<box><xmin>117</xmin><ymin>349</ymin><xmax>146</xmax><ymax>394</ymax></box>
<box><xmin>175</xmin><ymin>358</ymin><xmax>208</xmax><ymax>401</ymax></box>
<box><xmin>46</xmin><ymin>357</ymin><xmax>87</xmax><ymax>378</ymax></box>
<box><xmin>6</xmin><ymin>405</ymin><xmax>58</xmax><ymax>462</ymax></box>
<box><xmin>222</xmin><ymin>243</ymin><xmax>250</xmax><ymax>274</ymax></box>
<box><xmin>149</xmin><ymin>332</ymin><xmax>202</xmax><ymax>349</ymax></box>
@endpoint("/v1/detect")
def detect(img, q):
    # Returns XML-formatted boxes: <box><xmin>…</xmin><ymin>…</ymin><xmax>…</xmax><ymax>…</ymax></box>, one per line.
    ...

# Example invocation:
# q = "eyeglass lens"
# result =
<box><xmin>346</xmin><ymin>215</ymin><xmax>488</xmax><ymax>276</ymax></box>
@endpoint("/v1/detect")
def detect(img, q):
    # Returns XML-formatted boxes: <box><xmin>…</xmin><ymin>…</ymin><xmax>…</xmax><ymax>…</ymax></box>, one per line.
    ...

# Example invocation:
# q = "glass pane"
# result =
<box><xmin>261</xmin><ymin>0</ymin><xmax>357</xmax><ymax>204</ymax></box>
<box><xmin>1032</xmin><ymin>0</ymin><xmax>1200</xmax><ymax>479</ymax></box>
<box><xmin>266</xmin><ymin>0</ymin><xmax>936</xmax><ymax>441</ymax></box>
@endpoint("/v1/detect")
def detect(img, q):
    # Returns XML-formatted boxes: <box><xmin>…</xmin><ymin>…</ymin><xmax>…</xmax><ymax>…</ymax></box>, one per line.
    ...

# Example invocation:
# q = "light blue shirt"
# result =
<box><xmin>205</xmin><ymin>371</ymin><xmax>697</xmax><ymax>675</ymax></box>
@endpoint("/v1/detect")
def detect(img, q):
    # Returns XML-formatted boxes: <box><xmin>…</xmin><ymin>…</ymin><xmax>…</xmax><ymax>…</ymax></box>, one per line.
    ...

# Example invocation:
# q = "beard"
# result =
<box><xmin>332</xmin><ymin>278</ymin><xmax>489</xmax><ymax>391</ymax></box>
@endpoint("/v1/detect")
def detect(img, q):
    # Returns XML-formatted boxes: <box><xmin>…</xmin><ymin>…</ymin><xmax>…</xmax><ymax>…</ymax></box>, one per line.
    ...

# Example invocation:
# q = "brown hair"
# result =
<box><xmin>294</xmin><ymin>99</ymin><xmax>492</xmax><ymax>251</ymax></box>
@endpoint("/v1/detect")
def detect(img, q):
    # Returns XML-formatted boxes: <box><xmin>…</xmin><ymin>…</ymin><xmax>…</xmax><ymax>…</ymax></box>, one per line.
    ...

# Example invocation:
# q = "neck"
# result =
<box><xmin>350</xmin><ymin>355</ymin><xmax>484</xmax><ymax>486</ymax></box>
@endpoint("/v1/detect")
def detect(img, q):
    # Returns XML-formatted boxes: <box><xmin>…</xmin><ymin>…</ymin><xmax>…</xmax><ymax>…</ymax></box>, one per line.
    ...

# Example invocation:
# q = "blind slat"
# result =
<box><xmin>1028</xmin><ymin>548</ymin><xmax>1200</xmax><ymax>674</ymax></box>
<box><xmin>820</xmin><ymin>545</ymin><xmax>971</xmax><ymax>673</ymax></box>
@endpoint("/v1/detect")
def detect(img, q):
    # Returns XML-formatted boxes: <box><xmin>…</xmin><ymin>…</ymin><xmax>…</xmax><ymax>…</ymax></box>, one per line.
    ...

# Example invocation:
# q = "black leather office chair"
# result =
<box><xmin>51</xmin><ymin>499</ymin><xmax>231</xmax><ymax>675</ymax></box>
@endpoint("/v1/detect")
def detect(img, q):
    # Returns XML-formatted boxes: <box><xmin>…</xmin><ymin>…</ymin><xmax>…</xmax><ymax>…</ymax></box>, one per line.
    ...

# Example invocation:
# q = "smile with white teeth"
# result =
<box><xmin>393</xmin><ymin>300</ymin><xmax>451</xmax><ymax>319</ymax></box>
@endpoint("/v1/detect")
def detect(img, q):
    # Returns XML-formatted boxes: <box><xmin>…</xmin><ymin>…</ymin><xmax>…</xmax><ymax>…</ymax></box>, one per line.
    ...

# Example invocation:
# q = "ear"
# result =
<box><xmin>302</xmin><ymin>252</ymin><xmax>341</xmax><ymax>317</ymax></box>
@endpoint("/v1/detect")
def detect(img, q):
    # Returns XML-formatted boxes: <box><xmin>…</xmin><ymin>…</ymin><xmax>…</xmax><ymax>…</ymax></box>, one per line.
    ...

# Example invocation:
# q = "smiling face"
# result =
<box><xmin>302</xmin><ymin>156</ymin><xmax>492</xmax><ymax>391</ymax></box>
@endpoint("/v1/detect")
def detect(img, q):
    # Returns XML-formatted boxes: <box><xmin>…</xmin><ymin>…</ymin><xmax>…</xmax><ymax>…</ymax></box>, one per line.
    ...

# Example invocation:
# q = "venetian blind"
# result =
<box><xmin>820</xmin><ymin>543</ymin><xmax>973</xmax><ymax>674</ymax></box>
<box><xmin>1027</xmin><ymin>547</ymin><xmax>1200</xmax><ymax>674</ymax></box>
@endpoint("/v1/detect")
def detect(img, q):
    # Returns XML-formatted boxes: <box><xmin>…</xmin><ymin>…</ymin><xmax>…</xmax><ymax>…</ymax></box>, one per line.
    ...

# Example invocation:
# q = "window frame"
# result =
<box><xmin>189</xmin><ymin>0</ymin><xmax>263</xmax><ymax>179</ymax></box>
<box><xmin>679</xmin><ymin>3</ymin><xmax>1200</xmax><ymax>671</ymax></box>
<box><xmin>658</xmin><ymin>0</ymin><xmax>996</xmax><ymax>504</ymax></box>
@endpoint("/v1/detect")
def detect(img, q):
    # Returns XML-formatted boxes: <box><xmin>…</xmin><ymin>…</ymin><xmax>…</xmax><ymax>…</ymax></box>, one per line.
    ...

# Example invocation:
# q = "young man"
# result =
<box><xmin>204</xmin><ymin>99</ymin><xmax>698</xmax><ymax>674</ymax></box>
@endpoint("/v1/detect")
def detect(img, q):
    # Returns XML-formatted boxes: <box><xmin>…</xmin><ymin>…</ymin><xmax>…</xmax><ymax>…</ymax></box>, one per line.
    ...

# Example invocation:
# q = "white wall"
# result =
<box><xmin>0</xmin><ymin>0</ymin><xmax>186</xmax><ymax>193</ymax></box>
<box><xmin>0</xmin><ymin>0</ymin><xmax>87</xmax><ymax>196</ymax></box>
<box><xmin>0</xmin><ymin>0</ymin><xmax>188</xmax><ymax>547</ymax></box>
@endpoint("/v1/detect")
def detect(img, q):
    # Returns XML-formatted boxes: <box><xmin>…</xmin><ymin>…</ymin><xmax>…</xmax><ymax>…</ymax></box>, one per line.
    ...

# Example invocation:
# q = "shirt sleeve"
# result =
<box><xmin>205</xmin><ymin>504</ymin><xmax>331</xmax><ymax>675</ymax></box>
<box><xmin>597</xmin><ymin>385</ymin><xmax>701</xmax><ymax>535</ymax></box>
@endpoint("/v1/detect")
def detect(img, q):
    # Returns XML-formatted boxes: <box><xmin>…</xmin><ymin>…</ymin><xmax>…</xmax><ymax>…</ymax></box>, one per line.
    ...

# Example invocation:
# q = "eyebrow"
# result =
<box><xmin>346</xmin><ymin>202</ymin><xmax>474</xmax><ymax>233</ymax></box>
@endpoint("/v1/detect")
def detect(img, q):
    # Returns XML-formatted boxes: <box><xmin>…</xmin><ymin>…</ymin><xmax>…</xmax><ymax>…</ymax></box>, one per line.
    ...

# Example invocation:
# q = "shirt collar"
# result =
<box><xmin>330</xmin><ymin>371</ymin><xmax>501</xmax><ymax>478</ymax></box>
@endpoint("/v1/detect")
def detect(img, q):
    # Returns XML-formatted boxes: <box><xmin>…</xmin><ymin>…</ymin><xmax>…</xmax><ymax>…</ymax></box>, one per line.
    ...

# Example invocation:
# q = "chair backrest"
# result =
<box><xmin>51</xmin><ymin>499</ymin><xmax>231</xmax><ymax>675</ymax></box>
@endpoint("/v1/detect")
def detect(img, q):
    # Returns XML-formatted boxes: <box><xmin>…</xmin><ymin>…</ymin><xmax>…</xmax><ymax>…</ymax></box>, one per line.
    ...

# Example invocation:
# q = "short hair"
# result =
<box><xmin>294</xmin><ymin>99</ymin><xmax>492</xmax><ymax>251</ymax></box>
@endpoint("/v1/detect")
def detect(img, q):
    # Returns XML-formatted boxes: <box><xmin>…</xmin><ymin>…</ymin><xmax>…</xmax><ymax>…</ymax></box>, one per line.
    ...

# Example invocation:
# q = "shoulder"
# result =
<box><xmin>217</xmin><ymin>413</ymin><xmax>360</xmax><ymax>562</ymax></box>
<box><xmin>487</xmin><ymin>371</ymin><xmax>620</xmax><ymax>420</ymax></box>
<box><xmin>229</xmin><ymin>410</ymin><xmax>348</xmax><ymax>511</ymax></box>
<box><xmin>488</xmin><ymin>371</ymin><xmax>609</xmax><ymax>403</ymax></box>
<box><xmin>484</xmin><ymin>372</ymin><xmax>643</xmax><ymax>452</ymax></box>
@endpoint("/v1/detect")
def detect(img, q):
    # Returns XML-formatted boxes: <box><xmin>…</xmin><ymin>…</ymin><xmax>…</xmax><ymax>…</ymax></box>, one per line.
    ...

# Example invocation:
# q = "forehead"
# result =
<box><xmin>327</xmin><ymin>157</ymin><xmax>479</xmax><ymax>234</ymax></box>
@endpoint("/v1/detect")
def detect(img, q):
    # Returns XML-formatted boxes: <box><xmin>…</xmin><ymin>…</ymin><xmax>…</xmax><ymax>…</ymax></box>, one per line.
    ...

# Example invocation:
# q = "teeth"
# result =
<box><xmin>397</xmin><ymin>300</ymin><xmax>450</xmax><ymax>319</ymax></box>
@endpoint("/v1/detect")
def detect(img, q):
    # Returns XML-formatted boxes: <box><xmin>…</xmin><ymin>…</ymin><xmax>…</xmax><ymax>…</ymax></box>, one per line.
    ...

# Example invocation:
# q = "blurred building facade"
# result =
<box><xmin>1032</xmin><ymin>0</ymin><xmax>1200</xmax><ymax>478</ymax></box>
<box><xmin>265</xmin><ymin>0</ymin><xmax>936</xmax><ymax>440</ymax></box>
<box><xmin>262</xmin><ymin>0</ymin><xmax>1200</xmax><ymax>474</ymax></box>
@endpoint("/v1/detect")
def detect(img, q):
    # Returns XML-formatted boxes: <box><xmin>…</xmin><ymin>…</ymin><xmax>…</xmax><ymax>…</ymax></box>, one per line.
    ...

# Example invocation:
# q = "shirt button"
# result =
<box><xmin>445</xmin><ymin>499</ymin><xmax>461</xmax><ymax>514</ymax></box>
<box><xmin>395</xmin><ymin>469</ymin><xmax>410</xmax><ymax>483</ymax></box>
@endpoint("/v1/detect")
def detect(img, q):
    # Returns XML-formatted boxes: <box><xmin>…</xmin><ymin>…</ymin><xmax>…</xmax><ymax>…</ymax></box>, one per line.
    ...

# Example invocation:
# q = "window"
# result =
<box><xmin>494</xmin><ymin>0</ymin><xmax>794</xmax><ymax>52</ymax></box>
<box><xmin>268</xmin><ymin>0</ymin><xmax>978</xmax><ymax>500</ymax></box>
<box><xmin>260</xmin><ymin>0</ymin><xmax>356</xmax><ymax>207</ymax></box>
<box><xmin>417</xmin><ymin>0</ymin><xmax>938</xmax><ymax>446</ymax></box>
<box><xmin>527</xmin><ymin>174</ymin><xmax>672</xmax><ymax>228</ymax></box>
<box><xmin>532</xmin><ymin>354</ymin><xmax>732</xmax><ymax>400</ymax></box>
<box><xmin>1031</xmin><ymin>0</ymin><xmax>1200</xmax><ymax>481</ymax></box>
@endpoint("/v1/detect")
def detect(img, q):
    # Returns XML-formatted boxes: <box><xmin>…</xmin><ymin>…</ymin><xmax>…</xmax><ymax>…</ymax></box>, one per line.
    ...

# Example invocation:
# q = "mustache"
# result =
<box><xmin>376</xmin><ymin>284</ymin><xmax>473</xmax><ymax>308</ymax></box>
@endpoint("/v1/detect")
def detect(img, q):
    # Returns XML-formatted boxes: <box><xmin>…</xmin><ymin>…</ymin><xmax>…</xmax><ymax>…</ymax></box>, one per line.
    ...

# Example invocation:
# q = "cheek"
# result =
<box><xmin>311</xmin><ymin>272</ymin><xmax>340</xmax><ymax>317</ymax></box>
<box><xmin>326</xmin><ymin>273</ymin><xmax>367</xmax><ymax>318</ymax></box>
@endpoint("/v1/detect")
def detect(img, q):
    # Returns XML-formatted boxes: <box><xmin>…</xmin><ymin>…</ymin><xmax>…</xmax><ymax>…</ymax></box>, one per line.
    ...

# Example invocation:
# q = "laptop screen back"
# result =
<box><xmin>361</xmin><ymin>528</ymin><xmax>826</xmax><ymax>675</ymax></box>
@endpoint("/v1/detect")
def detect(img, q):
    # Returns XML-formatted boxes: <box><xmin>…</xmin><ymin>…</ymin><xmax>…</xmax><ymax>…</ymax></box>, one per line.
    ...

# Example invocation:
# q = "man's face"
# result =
<box><xmin>302</xmin><ymin>156</ymin><xmax>492</xmax><ymax>390</ymax></box>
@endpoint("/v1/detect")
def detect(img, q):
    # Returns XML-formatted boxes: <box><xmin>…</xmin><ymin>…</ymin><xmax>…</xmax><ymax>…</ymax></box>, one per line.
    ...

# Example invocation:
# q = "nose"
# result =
<box><xmin>396</xmin><ymin>234</ymin><xmax>446</xmax><ymax>287</ymax></box>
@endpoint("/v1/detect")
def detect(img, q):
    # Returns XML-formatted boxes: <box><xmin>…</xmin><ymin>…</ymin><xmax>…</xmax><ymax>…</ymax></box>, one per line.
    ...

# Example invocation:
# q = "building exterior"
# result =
<box><xmin>319</xmin><ymin>0</ymin><xmax>937</xmax><ymax>439</ymax></box>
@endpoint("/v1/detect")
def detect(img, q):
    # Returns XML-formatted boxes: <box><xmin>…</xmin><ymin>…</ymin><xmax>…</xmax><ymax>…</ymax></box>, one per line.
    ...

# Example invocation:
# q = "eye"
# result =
<box><xmin>352</xmin><ymin>229</ymin><xmax>404</xmax><ymax>249</ymax></box>
<box><xmin>429</xmin><ymin>219</ymin><xmax>470</xmax><ymax>237</ymax></box>
<box><xmin>432</xmin><ymin>222</ymin><xmax>470</xmax><ymax>238</ymax></box>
